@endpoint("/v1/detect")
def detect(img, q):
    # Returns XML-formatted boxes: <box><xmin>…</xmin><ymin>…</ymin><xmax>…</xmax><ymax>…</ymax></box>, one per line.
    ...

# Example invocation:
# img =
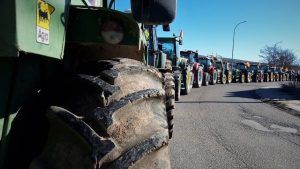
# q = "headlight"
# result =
<box><xmin>101</xmin><ymin>21</ymin><xmax>124</xmax><ymax>44</ymax></box>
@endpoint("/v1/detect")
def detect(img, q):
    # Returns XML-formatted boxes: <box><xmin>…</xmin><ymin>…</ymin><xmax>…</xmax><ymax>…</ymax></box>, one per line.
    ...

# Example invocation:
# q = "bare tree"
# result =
<box><xmin>259</xmin><ymin>44</ymin><xmax>297</xmax><ymax>68</ymax></box>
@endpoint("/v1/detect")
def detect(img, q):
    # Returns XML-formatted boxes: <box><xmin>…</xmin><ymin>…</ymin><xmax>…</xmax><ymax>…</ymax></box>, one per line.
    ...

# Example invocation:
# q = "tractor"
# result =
<box><xmin>198</xmin><ymin>56</ymin><xmax>217</xmax><ymax>85</ymax></box>
<box><xmin>262</xmin><ymin>65</ymin><xmax>274</xmax><ymax>82</ymax></box>
<box><xmin>282</xmin><ymin>68</ymin><xmax>290</xmax><ymax>81</ymax></box>
<box><xmin>215</xmin><ymin>59</ymin><xmax>232</xmax><ymax>84</ymax></box>
<box><xmin>270</xmin><ymin>67</ymin><xmax>279</xmax><ymax>81</ymax></box>
<box><xmin>0</xmin><ymin>0</ymin><xmax>177</xmax><ymax>169</ymax></box>
<box><xmin>276</xmin><ymin>67</ymin><xmax>285</xmax><ymax>81</ymax></box>
<box><xmin>286</xmin><ymin>69</ymin><xmax>295</xmax><ymax>81</ymax></box>
<box><xmin>232</xmin><ymin>62</ymin><xmax>252</xmax><ymax>83</ymax></box>
<box><xmin>180</xmin><ymin>50</ymin><xmax>204</xmax><ymax>88</ymax></box>
<box><xmin>250</xmin><ymin>64</ymin><xmax>264</xmax><ymax>82</ymax></box>
<box><xmin>158</xmin><ymin>34</ymin><xmax>190</xmax><ymax>100</ymax></box>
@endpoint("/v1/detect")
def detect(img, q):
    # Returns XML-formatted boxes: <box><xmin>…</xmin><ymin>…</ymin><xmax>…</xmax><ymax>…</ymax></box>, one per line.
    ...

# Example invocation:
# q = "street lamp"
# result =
<box><xmin>231</xmin><ymin>21</ymin><xmax>247</xmax><ymax>69</ymax></box>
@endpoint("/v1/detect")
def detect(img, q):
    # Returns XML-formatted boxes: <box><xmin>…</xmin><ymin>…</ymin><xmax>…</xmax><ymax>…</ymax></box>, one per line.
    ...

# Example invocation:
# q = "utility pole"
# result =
<box><xmin>231</xmin><ymin>21</ymin><xmax>247</xmax><ymax>70</ymax></box>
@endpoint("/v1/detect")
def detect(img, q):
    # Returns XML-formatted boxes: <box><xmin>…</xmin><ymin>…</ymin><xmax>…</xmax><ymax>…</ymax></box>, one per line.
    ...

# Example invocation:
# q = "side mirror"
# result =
<box><xmin>131</xmin><ymin>0</ymin><xmax>177</xmax><ymax>25</ymax></box>
<box><xmin>158</xmin><ymin>44</ymin><xmax>163</xmax><ymax>50</ymax></box>
<box><xmin>163</xmin><ymin>24</ymin><xmax>171</xmax><ymax>32</ymax></box>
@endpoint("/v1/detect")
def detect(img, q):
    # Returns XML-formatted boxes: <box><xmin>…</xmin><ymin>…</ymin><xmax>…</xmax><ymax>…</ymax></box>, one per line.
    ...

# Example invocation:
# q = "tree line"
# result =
<box><xmin>259</xmin><ymin>43</ymin><xmax>299</xmax><ymax>69</ymax></box>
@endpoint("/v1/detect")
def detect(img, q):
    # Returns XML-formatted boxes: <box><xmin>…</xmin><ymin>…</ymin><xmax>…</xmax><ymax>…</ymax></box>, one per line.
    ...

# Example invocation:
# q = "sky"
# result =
<box><xmin>116</xmin><ymin>0</ymin><xmax>300</xmax><ymax>62</ymax></box>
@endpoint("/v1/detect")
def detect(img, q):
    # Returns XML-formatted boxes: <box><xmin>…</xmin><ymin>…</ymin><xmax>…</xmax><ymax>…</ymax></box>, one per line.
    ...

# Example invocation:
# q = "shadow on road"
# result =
<box><xmin>225</xmin><ymin>89</ymin><xmax>260</xmax><ymax>100</ymax></box>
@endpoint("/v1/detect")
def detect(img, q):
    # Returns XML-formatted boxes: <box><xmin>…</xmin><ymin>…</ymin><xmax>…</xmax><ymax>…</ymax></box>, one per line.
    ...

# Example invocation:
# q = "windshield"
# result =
<box><xmin>215</xmin><ymin>62</ymin><xmax>222</xmax><ymax>69</ymax></box>
<box><xmin>200</xmin><ymin>58</ymin><xmax>211</xmax><ymax>67</ymax></box>
<box><xmin>237</xmin><ymin>64</ymin><xmax>245</xmax><ymax>70</ymax></box>
<box><xmin>250</xmin><ymin>65</ymin><xmax>258</xmax><ymax>70</ymax></box>
<box><xmin>181</xmin><ymin>53</ymin><xmax>195</xmax><ymax>64</ymax></box>
<box><xmin>160</xmin><ymin>42</ymin><xmax>175</xmax><ymax>60</ymax></box>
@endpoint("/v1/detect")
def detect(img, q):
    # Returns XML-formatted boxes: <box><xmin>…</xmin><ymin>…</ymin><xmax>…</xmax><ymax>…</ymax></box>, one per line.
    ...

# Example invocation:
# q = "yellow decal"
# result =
<box><xmin>36</xmin><ymin>0</ymin><xmax>55</xmax><ymax>44</ymax></box>
<box><xmin>36</xmin><ymin>0</ymin><xmax>54</xmax><ymax>30</ymax></box>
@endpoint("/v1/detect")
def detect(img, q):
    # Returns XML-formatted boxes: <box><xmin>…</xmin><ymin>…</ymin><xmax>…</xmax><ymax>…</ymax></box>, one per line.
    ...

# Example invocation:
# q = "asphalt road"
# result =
<box><xmin>170</xmin><ymin>82</ymin><xmax>300</xmax><ymax>169</ymax></box>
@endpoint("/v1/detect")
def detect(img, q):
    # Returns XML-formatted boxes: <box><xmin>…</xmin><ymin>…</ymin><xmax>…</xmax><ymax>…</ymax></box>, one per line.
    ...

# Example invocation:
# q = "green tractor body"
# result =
<box><xmin>282</xmin><ymin>69</ymin><xmax>290</xmax><ymax>81</ymax></box>
<box><xmin>286</xmin><ymin>70</ymin><xmax>295</xmax><ymax>81</ymax></box>
<box><xmin>233</xmin><ymin>62</ymin><xmax>252</xmax><ymax>83</ymax></box>
<box><xmin>270</xmin><ymin>67</ymin><xmax>279</xmax><ymax>81</ymax></box>
<box><xmin>158</xmin><ymin>37</ymin><xmax>184</xmax><ymax>100</ymax></box>
<box><xmin>145</xmin><ymin>25</ymin><xmax>167</xmax><ymax>69</ymax></box>
<box><xmin>250</xmin><ymin>64</ymin><xmax>264</xmax><ymax>82</ymax></box>
<box><xmin>262</xmin><ymin>65</ymin><xmax>274</xmax><ymax>82</ymax></box>
<box><xmin>0</xmin><ymin>0</ymin><xmax>177</xmax><ymax>168</ymax></box>
<box><xmin>215</xmin><ymin>59</ymin><xmax>232</xmax><ymax>84</ymax></box>
<box><xmin>276</xmin><ymin>67</ymin><xmax>285</xmax><ymax>81</ymax></box>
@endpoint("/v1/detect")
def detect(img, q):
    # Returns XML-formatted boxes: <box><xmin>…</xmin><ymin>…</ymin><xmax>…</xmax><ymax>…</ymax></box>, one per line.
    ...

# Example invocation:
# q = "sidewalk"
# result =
<box><xmin>256</xmin><ymin>85</ymin><xmax>300</xmax><ymax>116</ymax></box>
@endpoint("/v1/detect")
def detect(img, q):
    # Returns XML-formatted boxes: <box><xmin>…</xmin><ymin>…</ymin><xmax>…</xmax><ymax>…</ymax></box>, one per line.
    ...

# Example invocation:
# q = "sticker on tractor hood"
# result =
<box><xmin>36</xmin><ymin>0</ymin><xmax>55</xmax><ymax>45</ymax></box>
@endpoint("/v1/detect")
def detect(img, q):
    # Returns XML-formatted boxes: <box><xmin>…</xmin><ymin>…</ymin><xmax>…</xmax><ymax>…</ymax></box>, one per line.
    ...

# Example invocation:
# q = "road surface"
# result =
<box><xmin>171</xmin><ymin>82</ymin><xmax>300</xmax><ymax>169</ymax></box>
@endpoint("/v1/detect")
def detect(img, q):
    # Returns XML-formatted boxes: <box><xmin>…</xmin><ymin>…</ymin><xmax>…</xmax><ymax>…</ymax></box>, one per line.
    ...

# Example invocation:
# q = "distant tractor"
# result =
<box><xmin>250</xmin><ymin>64</ymin><xmax>264</xmax><ymax>82</ymax></box>
<box><xmin>215</xmin><ymin>59</ymin><xmax>232</xmax><ymax>84</ymax></box>
<box><xmin>180</xmin><ymin>50</ymin><xmax>204</xmax><ymax>88</ymax></box>
<box><xmin>158</xmin><ymin>37</ymin><xmax>181</xmax><ymax>100</ymax></box>
<box><xmin>283</xmin><ymin>68</ymin><xmax>290</xmax><ymax>81</ymax></box>
<box><xmin>262</xmin><ymin>65</ymin><xmax>274</xmax><ymax>82</ymax></box>
<box><xmin>276</xmin><ymin>67</ymin><xmax>285</xmax><ymax>81</ymax></box>
<box><xmin>232</xmin><ymin>62</ymin><xmax>252</xmax><ymax>83</ymax></box>
<box><xmin>158</xmin><ymin>34</ymin><xmax>194</xmax><ymax>100</ymax></box>
<box><xmin>287</xmin><ymin>69</ymin><xmax>296</xmax><ymax>81</ymax></box>
<box><xmin>270</xmin><ymin>67</ymin><xmax>279</xmax><ymax>81</ymax></box>
<box><xmin>199</xmin><ymin>56</ymin><xmax>217</xmax><ymax>85</ymax></box>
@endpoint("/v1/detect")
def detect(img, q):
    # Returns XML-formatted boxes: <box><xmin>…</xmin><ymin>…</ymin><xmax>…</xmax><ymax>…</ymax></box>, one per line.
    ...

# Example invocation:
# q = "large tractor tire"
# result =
<box><xmin>240</xmin><ymin>74</ymin><xmax>245</xmax><ymax>83</ymax></box>
<box><xmin>221</xmin><ymin>73</ymin><xmax>226</xmax><ymax>84</ymax></box>
<box><xmin>31</xmin><ymin>58</ymin><xmax>171</xmax><ymax>169</ymax></box>
<box><xmin>174</xmin><ymin>72</ymin><xmax>181</xmax><ymax>101</ymax></box>
<box><xmin>226</xmin><ymin>72</ymin><xmax>232</xmax><ymax>84</ymax></box>
<box><xmin>254</xmin><ymin>74</ymin><xmax>259</xmax><ymax>83</ymax></box>
<box><xmin>181</xmin><ymin>70</ymin><xmax>193</xmax><ymax>95</ymax></box>
<box><xmin>232</xmin><ymin>75</ymin><xmax>237</xmax><ymax>83</ymax></box>
<box><xmin>193</xmin><ymin>68</ymin><xmax>203</xmax><ymax>88</ymax></box>
<box><xmin>270</xmin><ymin>73</ymin><xmax>274</xmax><ymax>82</ymax></box>
<box><xmin>253</xmin><ymin>74</ymin><xmax>259</xmax><ymax>83</ymax></box>
<box><xmin>163</xmin><ymin>73</ymin><xmax>175</xmax><ymax>139</ymax></box>
<box><xmin>210</xmin><ymin>70</ymin><xmax>217</xmax><ymax>85</ymax></box>
<box><xmin>203</xmin><ymin>72</ymin><xmax>209</xmax><ymax>86</ymax></box>
<box><xmin>259</xmin><ymin>73</ymin><xmax>264</xmax><ymax>82</ymax></box>
<box><xmin>245</xmin><ymin>72</ymin><xmax>251</xmax><ymax>83</ymax></box>
<box><xmin>264</xmin><ymin>74</ymin><xmax>269</xmax><ymax>82</ymax></box>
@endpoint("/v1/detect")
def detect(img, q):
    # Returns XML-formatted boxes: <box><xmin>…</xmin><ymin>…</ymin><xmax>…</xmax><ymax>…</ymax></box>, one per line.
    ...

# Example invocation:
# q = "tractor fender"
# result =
<box><xmin>193</xmin><ymin>62</ymin><xmax>199</xmax><ymax>72</ymax></box>
<box><xmin>208</xmin><ymin>67</ymin><xmax>215</xmax><ymax>75</ymax></box>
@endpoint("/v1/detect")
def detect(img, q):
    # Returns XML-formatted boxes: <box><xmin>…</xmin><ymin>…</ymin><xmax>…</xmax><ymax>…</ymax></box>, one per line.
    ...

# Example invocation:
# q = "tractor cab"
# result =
<box><xmin>276</xmin><ymin>67</ymin><xmax>283</xmax><ymax>73</ymax></box>
<box><xmin>236</xmin><ymin>63</ymin><xmax>247</xmax><ymax>70</ymax></box>
<box><xmin>270</xmin><ymin>67</ymin><xmax>278</xmax><ymax>73</ymax></box>
<box><xmin>158</xmin><ymin>37</ymin><xmax>181</xmax><ymax>68</ymax></box>
<box><xmin>199</xmin><ymin>57</ymin><xmax>213</xmax><ymax>72</ymax></box>
<box><xmin>215</xmin><ymin>60</ymin><xmax>223</xmax><ymax>70</ymax></box>
<box><xmin>180</xmin><ymin>50</ymin><xmax>197</xmax><ymax>65</ymax></box>
<box><xmin>250</xmin><ymin>64</ymin><xmax>259</xmax><ymax>71</ymax></box>
<box><xmin>261</xmin><ymin>65</ymin><xmax>271</xmax><ymax>72</ymax></box>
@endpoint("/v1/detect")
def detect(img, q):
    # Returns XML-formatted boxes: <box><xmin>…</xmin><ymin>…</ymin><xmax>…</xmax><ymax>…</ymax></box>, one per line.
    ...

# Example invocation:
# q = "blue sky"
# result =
<box><xmin>116</xmin><ymin>0</ymin><xmax>300</xmax><ymax>62</ymax></box>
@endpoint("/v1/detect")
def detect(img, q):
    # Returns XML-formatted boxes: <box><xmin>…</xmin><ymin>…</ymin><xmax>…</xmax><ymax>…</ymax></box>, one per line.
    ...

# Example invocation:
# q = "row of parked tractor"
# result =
<box><xmin>157</xmin><ymin>35</ymin><xmax>296</xmax><ymax>101</ymax></box>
